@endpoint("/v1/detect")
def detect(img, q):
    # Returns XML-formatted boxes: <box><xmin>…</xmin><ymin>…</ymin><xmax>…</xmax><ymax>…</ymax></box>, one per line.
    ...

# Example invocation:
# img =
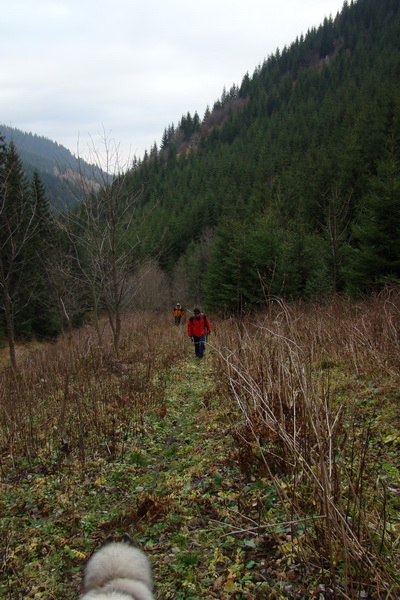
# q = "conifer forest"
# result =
<box><xmin>1</xmin><ymin>0</ymin><xmax>400</xmax><ymax>340</ymax></box>
<box><xmin>1</xmin><ymin>0</ymin><xmax>400</xmax><ymax>598</ymax></box>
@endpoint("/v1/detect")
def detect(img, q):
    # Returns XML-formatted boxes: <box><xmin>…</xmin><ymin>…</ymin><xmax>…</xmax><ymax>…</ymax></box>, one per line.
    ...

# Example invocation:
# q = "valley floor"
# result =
<box><xmin>1</xmin><ymin>308</ymin><xmax>399</xmax><ymax>599</ymax></box>
<box><xmin>1</xmin><ymin>348</ymin><xmax>287</xmax><ymax>599</ymax></box>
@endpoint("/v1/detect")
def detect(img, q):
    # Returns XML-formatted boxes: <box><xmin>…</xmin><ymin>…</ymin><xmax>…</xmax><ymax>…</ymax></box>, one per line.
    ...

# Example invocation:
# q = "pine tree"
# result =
<box><xmin>18</xmin><ymin>170</ymin><xmax>60</xmax><ymax>338</ymax></box>
<box><xmin>0</xmin><ymin>142</ymin><xmax>31</xmax><ymax>369</ymax></box>
<box><xmin>204</xmin><ymin>215</ymin><xmax>282</xmax><ymax>313</ymax></box>
<box><xmin>0</xmin><ymin>133</ymin><xmax>7</xmax><ymax>344</ymax></box>
<box><xmin>344</xmin><ymin>142</ymin><xmax>400</xmax><ymax>293</ymax></box>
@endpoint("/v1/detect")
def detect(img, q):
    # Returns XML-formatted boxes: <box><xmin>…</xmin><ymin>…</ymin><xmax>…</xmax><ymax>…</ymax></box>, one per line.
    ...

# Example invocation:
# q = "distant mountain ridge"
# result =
<box><xmin>0</xmin><ymin>125</ymin><xmax>104</xmax><ymax>209</ymax></box>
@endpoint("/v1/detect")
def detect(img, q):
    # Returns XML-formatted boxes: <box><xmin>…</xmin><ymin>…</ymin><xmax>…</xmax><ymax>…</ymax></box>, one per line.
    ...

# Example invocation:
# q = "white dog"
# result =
<box><xmin>80</xmin><ymin>535</ymin><xmax>154</xmax><ymax>600</ymax></box>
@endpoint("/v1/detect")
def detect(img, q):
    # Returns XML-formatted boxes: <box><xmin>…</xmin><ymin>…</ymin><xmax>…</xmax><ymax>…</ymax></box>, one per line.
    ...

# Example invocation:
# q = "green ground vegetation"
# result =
<box><xmin>0</xmin><ymin>296</ymin><xmax>399</xmax><ymax>599</ymax></box>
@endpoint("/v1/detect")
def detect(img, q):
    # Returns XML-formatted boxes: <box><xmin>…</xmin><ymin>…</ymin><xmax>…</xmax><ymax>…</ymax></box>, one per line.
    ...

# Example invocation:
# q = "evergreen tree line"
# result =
<box><xmin>1</xmin><ymin>0</ymin><xmax>400</xmax><ymax>358</ymax></box>
<box><xmin>0</xmin><ymin>133</ymin><xmax>151</xmax><ymax>367</ymax></box>
<box><xmin>122</xmin><ymin>0</ymin><xmax>400</xmax><ymax>312</ymax></box>
<box><xmin>0</xmin><ymin>137</ymin><xmax>61</xmax><ymax>365</ymax></box>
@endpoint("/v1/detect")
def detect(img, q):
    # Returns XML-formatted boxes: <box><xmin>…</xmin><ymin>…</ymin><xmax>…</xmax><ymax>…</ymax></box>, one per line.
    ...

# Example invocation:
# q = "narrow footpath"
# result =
<box><xmin>131</xmin><ymin>354</ymin><xmax>275</xmax><ymax>600</ymax></box>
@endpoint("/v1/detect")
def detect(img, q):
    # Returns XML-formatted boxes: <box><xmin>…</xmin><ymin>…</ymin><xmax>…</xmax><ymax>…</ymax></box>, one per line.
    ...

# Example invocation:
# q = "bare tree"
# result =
<box><xmin>57</xmin><ymin>132</ymin><xmax>155</xmax><ymax>356</ymax></box>
<box><xmin>130</xmin><ymin>259</ymin><xmax>170</xmax><ymax>311</ymax></box>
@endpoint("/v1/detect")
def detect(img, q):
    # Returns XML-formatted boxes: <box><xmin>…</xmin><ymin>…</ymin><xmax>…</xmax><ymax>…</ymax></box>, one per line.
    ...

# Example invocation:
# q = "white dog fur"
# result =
<box><xmin>80</xmin><ymin>536</ymin><xmax>154</xmax><ymax>600</ymax></box>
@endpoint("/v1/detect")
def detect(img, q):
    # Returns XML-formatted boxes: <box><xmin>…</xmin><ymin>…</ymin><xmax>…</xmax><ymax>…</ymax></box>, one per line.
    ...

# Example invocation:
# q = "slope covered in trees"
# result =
<box><xmin>1</xmin><ymin>0</ymin><xmax>400</xmax><ymax>354</ymax></box>
<box><xmin>0</xmin><ymin>125</ymin><xmax>105</xmax><ymax>210</ymax></box>
<box><xmin>122</xmin><ymin>0</ymin><xmax>400</xmax><ymax>311</ymax></box>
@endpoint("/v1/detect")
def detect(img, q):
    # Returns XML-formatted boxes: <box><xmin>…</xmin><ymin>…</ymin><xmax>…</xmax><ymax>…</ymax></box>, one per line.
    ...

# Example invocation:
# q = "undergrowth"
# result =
<box><xmin>211</xmin><ymin>291</ymin><xmax>400</xmax><ymax>599</ymax></box>
<box><xmin>0</xmin><ymin>294</ymin><xmax>399</xmax><ymax>599</ymax></box>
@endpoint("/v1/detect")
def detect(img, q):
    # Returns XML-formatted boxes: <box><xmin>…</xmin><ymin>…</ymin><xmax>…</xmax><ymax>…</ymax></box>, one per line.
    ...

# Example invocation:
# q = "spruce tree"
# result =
<box><xmin>344</xmin><ymin>143</ymin><xmax>400</xmax><ymax>293</ymax></box>
<box><xmin>204</xmin><ymin>215</ymin><xmax>282</xmax><ymax>313</ymax></box>
<box><xmin>0</xmin><ymin>142</ymin><xmax>31</xmax><ymax>368</ymax></box>
<box><xmin>0</xmin><ymin>133</ymin><xmax>7</xmax><ymax>344</ymax></box>
<box><xmin>18</xmin><ymin>170</ymin><xmax>60</xmax><ymax>338</ymax></box>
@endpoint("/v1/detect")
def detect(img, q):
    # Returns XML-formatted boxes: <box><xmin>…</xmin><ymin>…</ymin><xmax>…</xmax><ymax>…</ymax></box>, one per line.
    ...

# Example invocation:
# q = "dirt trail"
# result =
<box><xmin>131</xmin><ymin>354</ymin><xmax>268</xmax><ymax>599</ymax></box>
<box><xmin>140</xmin><ymin>354</ymin><xmax>237</xmax><ymax>503</ymax></box>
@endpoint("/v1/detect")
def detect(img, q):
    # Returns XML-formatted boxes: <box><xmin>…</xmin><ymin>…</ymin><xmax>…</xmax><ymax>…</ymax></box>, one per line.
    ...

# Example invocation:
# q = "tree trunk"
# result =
<box><xmin>4</xmin><ymin>290</ymin><xmax>17</xmax><ymax>373</ymax></box>
<box><xmin>0</xmin><ymin>256</ymin><xmax>18</xmax><ymax>372</ymax></box>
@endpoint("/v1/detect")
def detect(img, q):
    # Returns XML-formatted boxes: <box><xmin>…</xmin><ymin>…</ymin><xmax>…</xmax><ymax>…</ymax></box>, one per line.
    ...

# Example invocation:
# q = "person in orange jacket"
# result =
<box><xmin>187</xmin><ymin>308</ymin><xmax>211</xmax><ymax>359</ymax></box>
<box><xmin>173</xmin><ymin>303</ymin><xmax>185</xmax><ymax>325</ymax></box>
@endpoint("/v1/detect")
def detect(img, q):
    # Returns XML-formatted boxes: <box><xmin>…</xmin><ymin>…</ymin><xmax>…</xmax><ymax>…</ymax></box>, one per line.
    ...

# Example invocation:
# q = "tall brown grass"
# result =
<box><xmin>211</xmin><ymin>290</ymin><xmax>400</xmax><ymax>598</ymax></box>
<box><xmin>0</xmin><ymin>313</ymin><xmax>186</xmax><ymax>467</ymax></box>
<box><xmin>1</xmin><ymin>295</ymin><xmax>399</xmax><ymax>598</ymax></box>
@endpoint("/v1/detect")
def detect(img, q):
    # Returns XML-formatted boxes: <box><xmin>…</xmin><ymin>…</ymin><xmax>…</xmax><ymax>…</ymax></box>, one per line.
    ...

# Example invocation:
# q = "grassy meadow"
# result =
<box><xmin>0</xmin><ymin>293</ymin><xmax>399</xmax><ymax>599</ymax></box>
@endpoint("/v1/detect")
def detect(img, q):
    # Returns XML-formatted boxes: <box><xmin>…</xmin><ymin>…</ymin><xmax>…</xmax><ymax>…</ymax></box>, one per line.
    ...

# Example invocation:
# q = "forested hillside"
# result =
<box><xmin>0</xmin><ymin>125</ymin><xmax>104</xmax><ymax>209</ymax></box>
<box><xmin>1</xmin><ymin>0</ymin><xmax>400</xmax><ymax>354</ymax></box>
<box><xmin>122</xmin><ymin>0</ymin><xmax>400</xmax><ymax>311</ymax></box>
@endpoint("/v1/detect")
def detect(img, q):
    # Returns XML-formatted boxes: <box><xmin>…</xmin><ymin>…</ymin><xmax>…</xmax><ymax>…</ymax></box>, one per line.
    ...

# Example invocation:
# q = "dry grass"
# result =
<box><xmin>0</xmin><ymin>313</ymin><xmax>186</xmax><ymax>467</ymax></box>
<box><xmin>1</xmin><ymin>295</ymin><xmax>399</xmax><ymax>598</ymax></box>
<box><xmin>211</xmin><ymin>290</ymin><xmax>400</xmax><ymax>598</ymax></box>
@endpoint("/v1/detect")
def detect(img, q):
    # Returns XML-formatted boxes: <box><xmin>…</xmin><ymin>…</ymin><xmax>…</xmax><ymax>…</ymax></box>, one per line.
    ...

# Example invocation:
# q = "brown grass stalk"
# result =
<box><xmin>211</xmin><ymin>290</ymin><xmax>400</xmax><ymax>598</ymax></box>
<box><xmin>0</xmin><ymin>312</ymin><xmax>184</xmax><ymax>465</ymax></box>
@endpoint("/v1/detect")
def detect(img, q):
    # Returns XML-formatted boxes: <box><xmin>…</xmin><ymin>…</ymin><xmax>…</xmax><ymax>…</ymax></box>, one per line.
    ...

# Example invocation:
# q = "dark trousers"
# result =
<box><xmin>193</xmin><ymin>335</ymin><xmax>206</xmax><ymax>358</ymax></box>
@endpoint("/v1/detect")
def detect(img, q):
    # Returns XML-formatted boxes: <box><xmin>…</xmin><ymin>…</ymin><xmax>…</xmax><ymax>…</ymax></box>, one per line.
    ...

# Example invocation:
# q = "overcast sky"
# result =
<box><xmin>1</xmin><ymin>0</ymin><xmax>345</xmax><ymax>165</ymax></box>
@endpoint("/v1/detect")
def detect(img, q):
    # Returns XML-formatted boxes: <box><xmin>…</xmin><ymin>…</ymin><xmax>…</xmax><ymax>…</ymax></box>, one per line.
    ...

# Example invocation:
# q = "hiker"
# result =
<box><xmin>187</xmin><ymin>308</ymin><xmax>212</xmax><ymax>359</ymax></box>
<box><xmin>173</xmin><ymin>303</ymin><xmax>185</xmax><ymax>325</ymax></box>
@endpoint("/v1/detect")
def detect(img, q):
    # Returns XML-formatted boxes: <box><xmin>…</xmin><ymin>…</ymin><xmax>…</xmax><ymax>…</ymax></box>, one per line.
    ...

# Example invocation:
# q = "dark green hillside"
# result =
<box><xmin>0</xmin><ymin>126</ymin><xmax>105</xmax><ymax>209</ymax></box>
<box><xmin>122</xmin><ymin>0</ymin><xmax>400</xmax><ymax>311</ymax></box>
<box><xmin>2</xmin><ymin>0</ymin><xmax>399</xmax><ymax>351</ymax></box>
<box><xmin>0</xmin><ymin>126</ymin><xmax>76</xmax><ymax>167</ymax></box>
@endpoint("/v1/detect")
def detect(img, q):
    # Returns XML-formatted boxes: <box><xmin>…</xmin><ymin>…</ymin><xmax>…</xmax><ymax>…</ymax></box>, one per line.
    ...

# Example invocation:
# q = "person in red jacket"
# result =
<box><xmin>187</xmin><ymin>308</ymin><xmax>212</xmax><ymax>359</ymax></box>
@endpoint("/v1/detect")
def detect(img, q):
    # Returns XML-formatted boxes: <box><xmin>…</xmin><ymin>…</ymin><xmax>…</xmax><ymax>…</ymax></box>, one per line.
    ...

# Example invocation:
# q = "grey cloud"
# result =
<box><xmin>1</xmin><ymin>0</ymin><xmax>345</xmax><ymax>161</ymax></box>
